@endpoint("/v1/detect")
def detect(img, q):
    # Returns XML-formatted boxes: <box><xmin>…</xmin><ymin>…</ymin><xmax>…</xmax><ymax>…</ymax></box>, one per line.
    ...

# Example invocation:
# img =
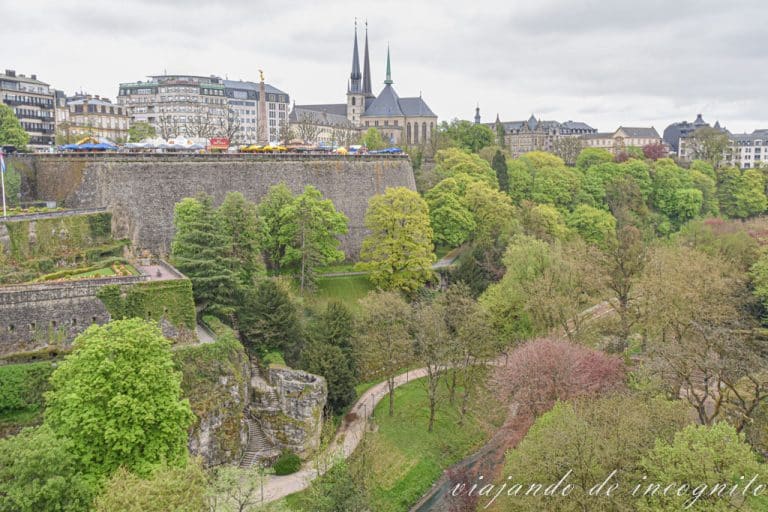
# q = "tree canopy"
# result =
<box><xmin>0</xmin><ymin>103</ymin><xmax>28</xmax><ymax>149</ymax></box>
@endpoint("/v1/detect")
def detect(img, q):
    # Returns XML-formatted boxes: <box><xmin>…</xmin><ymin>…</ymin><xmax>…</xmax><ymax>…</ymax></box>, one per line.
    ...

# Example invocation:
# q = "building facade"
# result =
<box><xmin>289</xmin><ymin>22</ymin><xmax>438</xmax><ymax>147</ymax></box>
<box><xmin>678</xmin><ymin>126</ymin><xmax>768</xmax><ymax>169</ymax></box>
<box><xmin>490</xmin><ymin>114</ymin><xmax>596</xmax><ymax>157</ymax></box>
<box><xmin>223</xmin><ymin>79</ymin><xmax>290</xmax><ymax>144</ymax></box>
<box><xmin>118</xmin><ymin>74</ymin><xmax>290</xmax><ymax>143</ymax></box>
<box><xmin>583</xmin><ymin>126</ymin><xmax>663</xmax><ymax>154</ymax></box>
<box><xmin>0</xmin><ymin>69</ymin><xmax>56</xmax><ymax>150</ymax></box>
<box><xmin>663</xmin><ymin>113</ymin><xmax>709</xmax><ymax>154</ymax></box>
<box><xmin>55</xmin><ymin>93</ymin><xmax>130</xmax><ymax>142</ymax></box>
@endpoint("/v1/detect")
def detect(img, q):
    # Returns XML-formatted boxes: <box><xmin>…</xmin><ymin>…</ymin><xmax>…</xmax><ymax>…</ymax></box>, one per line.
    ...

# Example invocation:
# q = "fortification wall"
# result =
<box><xmin>14</xmin><ymin>154</ymin><xmax>416</xmax><ymax>258</ymax></box>
<box><xmin>0</xmin><ymin>275</ymin><xmax>148</xmax><ymax>356</ymax></box>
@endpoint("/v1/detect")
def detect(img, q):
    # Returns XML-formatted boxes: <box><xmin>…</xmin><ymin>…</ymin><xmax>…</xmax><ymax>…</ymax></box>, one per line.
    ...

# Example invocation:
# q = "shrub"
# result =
<box><xmin>273</xmin><ymin>450</ymin><xmax>301</xmax><ymax>475</ymax></box>
<box><xmin>0</xmin><ymin>362</ymin><xmax>54</xmax><ymax>414</ymax></box>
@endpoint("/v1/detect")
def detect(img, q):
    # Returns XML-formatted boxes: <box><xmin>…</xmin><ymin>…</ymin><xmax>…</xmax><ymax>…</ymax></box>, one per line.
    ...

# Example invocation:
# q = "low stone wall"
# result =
<box><xmin>0</xmin><ymin>275</ymin><xmax>149</xmax><ymax>356</ymax></box>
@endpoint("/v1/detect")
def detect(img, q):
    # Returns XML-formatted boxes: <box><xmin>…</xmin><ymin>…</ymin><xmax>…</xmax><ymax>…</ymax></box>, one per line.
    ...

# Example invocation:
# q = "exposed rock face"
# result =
<box><xmin>250</xmin><ymin>364</ymin><xmax>327</xmax><ymax>458</ymax></box>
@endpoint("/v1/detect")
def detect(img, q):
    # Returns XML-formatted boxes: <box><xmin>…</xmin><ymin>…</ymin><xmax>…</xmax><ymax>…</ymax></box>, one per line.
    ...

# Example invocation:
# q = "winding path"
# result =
<box><xmin>258</xmin><ymin>366</ymin><xmax>430</xmax><ymax>502</ymax></box>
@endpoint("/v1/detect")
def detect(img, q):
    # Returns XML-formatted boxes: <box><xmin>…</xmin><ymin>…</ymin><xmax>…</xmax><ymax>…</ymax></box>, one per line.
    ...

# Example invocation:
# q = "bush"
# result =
<box><xmin>0</xmin><ymin>362</ymin><xmax>54</xmax><ymax>414</ymax></box>
<box><xmin>273</xmin><ymin>450</ymin><xmax>301</xmax><ymax>475</ymax></box>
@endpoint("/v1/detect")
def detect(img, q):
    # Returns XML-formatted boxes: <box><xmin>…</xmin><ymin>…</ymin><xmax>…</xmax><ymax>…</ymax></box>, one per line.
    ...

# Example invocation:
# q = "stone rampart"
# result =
<box><xmin>13</xmin><ymin>154</ymin><xmax>416</xmax><ymax>258</ymax></box>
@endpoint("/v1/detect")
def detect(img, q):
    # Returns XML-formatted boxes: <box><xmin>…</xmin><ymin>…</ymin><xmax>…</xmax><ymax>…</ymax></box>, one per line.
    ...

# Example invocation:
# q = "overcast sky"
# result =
<box><xmin>1</xmin><ymin>0</ymin><xmax>766</xmax><ymax>134</ymax></box>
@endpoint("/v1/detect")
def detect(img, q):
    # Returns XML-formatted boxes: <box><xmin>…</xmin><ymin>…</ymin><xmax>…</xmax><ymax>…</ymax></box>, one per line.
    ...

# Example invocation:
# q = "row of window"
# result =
<box><xmin>406</xmin><ymin>121</ymin><xmax>434</xmax><ymax>144</ymax></box>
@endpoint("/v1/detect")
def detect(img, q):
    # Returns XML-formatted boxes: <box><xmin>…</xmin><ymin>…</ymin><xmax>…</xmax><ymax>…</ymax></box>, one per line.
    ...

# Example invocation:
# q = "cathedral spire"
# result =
<box><xmin>384</xmin><ymin>44</ymin><xmax>393</xmax><ymax>85</ymax></box>
<box><xmin>362</xmin><ymin>20</ymin><xmax>373</xmax><ymax>96</ymax></box>
<box><xmin>349</xmin><ymin>19</ymin><xmax>362</xmax><ymax>93</ymax></box>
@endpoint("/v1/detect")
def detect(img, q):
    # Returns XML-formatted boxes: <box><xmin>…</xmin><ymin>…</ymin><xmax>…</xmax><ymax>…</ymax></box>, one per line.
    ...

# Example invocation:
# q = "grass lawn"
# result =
<box><xmin>285</xmin><ymin>377</ymin><xmax>503</xmax><ymax>512</ymax></box>
<box><xmin>314</xmin><ymin>274</ymin><xmax>374</xmax><ymax>310</ymax></box>
<box><xmin>314</xmin><ymin>262</ymin><xmax>359</xmax><ymax>274</ymax></box>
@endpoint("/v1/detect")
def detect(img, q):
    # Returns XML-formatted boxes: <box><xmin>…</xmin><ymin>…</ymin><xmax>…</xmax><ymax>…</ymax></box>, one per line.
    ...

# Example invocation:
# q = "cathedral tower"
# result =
<box><xmin>346</xmin><ymin>20</ymin><xmax>365</xmax><ymax>125</ymax></box>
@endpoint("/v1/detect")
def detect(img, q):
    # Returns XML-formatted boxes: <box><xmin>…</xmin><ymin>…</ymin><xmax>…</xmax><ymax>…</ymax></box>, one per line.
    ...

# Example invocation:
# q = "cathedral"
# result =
<box><xmin>288</xmin><ymin>22</ymin><xmax>437</xmax><ymax>147</ymax></box>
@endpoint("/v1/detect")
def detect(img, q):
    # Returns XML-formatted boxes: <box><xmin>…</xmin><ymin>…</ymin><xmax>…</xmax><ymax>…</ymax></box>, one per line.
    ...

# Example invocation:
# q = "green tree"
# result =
<box><xmin>303</xmin><ymin>460</ymin><xmax>369</xmax><ymax>512</ymax></box>
<box><xmin>127</xmin><ymin>121</ymin><xmax>156</xmax><ymax>142</ymax></box>
<box><xmin>278</xmin><ymin>186</ymin><xmax>348</xmax><ymax>292</ymax></box>
<box><xmin>491</xmin><ymin>149</ymin><xmax>509</xmax><ymax>192</ymax></box>
<box><xmin>413</xmin><ymin>301</ymin><xmax>450</xmax><ymax>432</ymax></box>
<box><xmin>171</xmin><ymin>196</ymin><xmax>237</xmax><ymax>313</ymax></box>
<box><xmin>520</xmin><ymin>202</ymin><xmax>570</xmax><ymax>242</ymax></box>
<box><xmin>718</xmin><ymin>167</ymin><xmax>767</xmax><ymax>218</ymax></box>
<box><xmin>93</xmin><ymin>463</ymin><xmax>207</xmax><ymax>512</ymax></box>
<box><xmin>638</xmin><ymin>423</ymin><xmax>766</xmax><ymax>511</ymax></box>
<box><xmin>499</xmin><ymin>395</ymin><xmax>689</xmax><ymax>512</ymax></box>
<box><xmin>0</xmin><ymin>425</ymin><xmax>100</xmax><ymax>512</ymax></box>
<box><xmin>44</xmin><ymin>319</ymin><xmax>194</xmax><ymax>476</ymax></box>
<box><xmin>208</xmin><ymin>465</ymin><xmax>273</xmax><ymax>512</ymax></box>
<box><xmin>575</xmin><ymin>147</ymin><xmax>613</xmax><ymax>171</ymax></box>
<box><xmin>439</xmin><ymin>119</ymin><xmax>495</xmax><ymax>153</ymax></box>
<box><xmin>258</xmin><ymin>183</ymin><xmax>296</xmax><ymax>271</ymax></box>
<box><xmin>355</xmin><ymin>291</ymin><xmax>413</xmax><ymax>416</ymax></box>
<box><xmin>1</xmin><ymin>165</ymin><xmax>21</xmax><ymax>207</ymax></box>
<box><xmin>217</xmin><ymin>192</ymin><xmax>263</xmax><ymax>285</ymax></box>
<box><xmin>425</xmin><ymin>178</ymin><xmax>476</xmax><ymax>247</ymax></box>
<box><xmin>464</xmin><ymin>180</ymin><xmax>518</xmax><ymax>246</ymax></box>
<box><xmin>689</xmin><ymin>126</ymin><xmax>731</xmax><ymax>168</ymax></box>
<box><xmin>357</xmin><ymin>187</ymin><xmax>435</xmax><ymax>293</ymax></box>
<box><xmin>0</xmin><ymin>103</ymin><xmax>28</xmax><ymax>149</ymax></box>
<box><xmin>301</xmin><ymin>340</ymin><xmax>356</xmax><ymax>415</ymax></box>
<box><xmin>433</xmin><ymin>147</ymin><xmax>498</xmax><ymax>187</ymax></box>
<box><xmin>361</xmin><ymin>127</ymin><xmax>387</xmax><ymax>150</ymax></box>
<box><xmin>567</xmin><ymin>204</ymin><xmax>617</xmax><ymax>248</ymax></box>
<box><xmin>237</xmin><ymin>278</ymin><xmax>303</xmax><ymax>364</ymax></box>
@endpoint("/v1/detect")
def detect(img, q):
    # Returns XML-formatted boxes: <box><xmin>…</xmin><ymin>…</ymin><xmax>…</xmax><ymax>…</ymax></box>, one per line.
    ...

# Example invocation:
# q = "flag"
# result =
<box><xmin>0</xmin><ymin>151</ymin><xmax>5</xmax><ymax>174</ymax></box>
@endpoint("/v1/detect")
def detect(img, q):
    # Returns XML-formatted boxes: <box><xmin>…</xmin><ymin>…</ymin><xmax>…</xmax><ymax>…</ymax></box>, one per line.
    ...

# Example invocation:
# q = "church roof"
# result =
<box><xmin>362</xmin><ymin>84</ymin><xmax>403</xmax><ymax>117</ymax></box>
<box><xmin>398</xmin><ymin>97</ymin><xmax>436</xmax><ymax>117</ymax></box>
<box><xmin>291</xmin><ymin>103</ymin><xmax>347</xmax><ymax>117</ymax></box>
<box><xmin>289</xmin><ymin>104</ymin><xmax>354</xmax><ymax>127</ymax></box>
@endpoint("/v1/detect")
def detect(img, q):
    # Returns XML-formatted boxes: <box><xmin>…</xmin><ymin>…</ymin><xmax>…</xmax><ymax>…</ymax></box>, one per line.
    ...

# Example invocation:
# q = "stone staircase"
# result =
<box><xmin>251</xmin><ymin>363</ymin><xmax>280</xmax><ymax>410</ymax></box>
<box><xmin>240</xmin><ymin>417</ymin><xmax>276</xmax><ymax>468</ymax></box>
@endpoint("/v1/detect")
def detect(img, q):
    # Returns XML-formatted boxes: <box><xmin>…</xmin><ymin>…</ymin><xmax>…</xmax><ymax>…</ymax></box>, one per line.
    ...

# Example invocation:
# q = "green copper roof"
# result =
<box><xmin>384</xmin><ymin>45</ymin><xmax>393</xmax><ymax>85</ymax></box>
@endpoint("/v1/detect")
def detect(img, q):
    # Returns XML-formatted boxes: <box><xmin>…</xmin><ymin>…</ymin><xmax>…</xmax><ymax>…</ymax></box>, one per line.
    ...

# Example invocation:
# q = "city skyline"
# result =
<box><xmin>1</xmin><ymin>0</ymin><xmax>767</xmax><ymax>133</ymax></box>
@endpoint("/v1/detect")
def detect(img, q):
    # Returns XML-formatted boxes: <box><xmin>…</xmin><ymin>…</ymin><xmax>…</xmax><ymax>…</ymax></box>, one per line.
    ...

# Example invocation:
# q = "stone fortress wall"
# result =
<box><xmin>13</xmin><ymin>153</ymin><xmax>417</xmax><ymax>258</ymax></box>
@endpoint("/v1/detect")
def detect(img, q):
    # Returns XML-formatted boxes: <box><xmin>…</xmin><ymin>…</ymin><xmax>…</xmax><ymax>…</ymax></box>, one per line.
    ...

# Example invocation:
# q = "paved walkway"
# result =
<box><xmin>258</xmin><ymin>366</ymin><xmax>430</xmax><ymax>502</ymax></box>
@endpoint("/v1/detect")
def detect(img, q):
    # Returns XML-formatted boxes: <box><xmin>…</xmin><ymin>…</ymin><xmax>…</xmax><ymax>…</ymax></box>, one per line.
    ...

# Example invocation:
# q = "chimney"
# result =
<box><xmin>31</xmin><ymin>74</ymin><xmax>37</xmax><ymax>80</ymax></box>
<box><xmin>5</xmin><ymin>69</ymin><xmax>15</xmax><ymax>77</ymax></box>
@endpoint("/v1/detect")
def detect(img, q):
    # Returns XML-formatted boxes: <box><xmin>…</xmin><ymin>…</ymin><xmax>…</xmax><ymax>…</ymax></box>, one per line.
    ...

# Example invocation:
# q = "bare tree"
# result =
<box><xmin>552</xmin><ymin>136</ymin><xmax>584</xmax><ymax>166</ymax></box>
<box><xmin>219</xmin><ymin>105</ymin><xmax>242</xmax><ymax>143</ymax></box>
<box><xmin>157</xmin><ymin>113</ymin><xmax>181</xmax><ymax>139</ymax></box>
<box><xmin>295</xmin><ymin>111</ymin><xmax>320</xmax><ymax>144</ymax></box>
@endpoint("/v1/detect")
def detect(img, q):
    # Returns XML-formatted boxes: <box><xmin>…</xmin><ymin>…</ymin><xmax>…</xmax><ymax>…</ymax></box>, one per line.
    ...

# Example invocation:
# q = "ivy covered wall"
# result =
<box><xmin>96</xmin><ymin>279</ymin><xmax>196</xmax><ymax>330</ymax></box>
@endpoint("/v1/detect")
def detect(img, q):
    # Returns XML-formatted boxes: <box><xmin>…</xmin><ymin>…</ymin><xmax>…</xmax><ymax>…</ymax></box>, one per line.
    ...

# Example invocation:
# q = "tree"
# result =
<box><xmin>499</xmin><ymin>395</ymin><xmax>688</xmax><ymax>512</ymax></box>
<box><xmin>127</xmin><ymin>121</ymin><xmax>156</xmax><ymax>142</ymax></box>
<box><xmin>171</xmin><ymin>195</ymin><xmax>238</xmax><ymax>313</ymax></box>
<box><xmin>500</xmin><ymin>339</ymin><xmax>626</xmax><ymax>416</ymax></box>
<box><xmin>425</xmin><ymin>178</ymin><xmax>476</xmax><ymax>247</ymax></box>
<box><xmin>575</xmin><ymin>147</ymin><xmax>613</xmax><ymax>171</ymax></box>
<box><xmin>237</xmin><ymin>279</ymin><xmax>303</xmax><ymax>364</ymax></box>
<box><xmin>566</xmin><ymin>204</ymin><xmax>617</xmax><ymax>249</ymax></box>
<box><xmin>491</xmin><ymin>149</ymin><xmax>509</xmax><ymax>192</ymax></box>
<box><xmin>642</xmin><ymin>142</ymin><xmax>667</xmax><ymax>160</ymax></box>
<box><xmin>718</xmin><ymin>167</ymin><xmax>767</xmax><ymax>218</ymax></box>
<box><xmin>207</xmin><ymin>465</ymin><xmax>272</xmax><ymax>512</ymax></box>
<box><xmin>439</xmin><ymin>119</ymin><xmax>495</xmax><ymax>153</ymax></box>
<box><xmin>219</xmin><ymin>105</ymin><xmax>242</xmax><ymax>143</ymax></box>
<box><xmin>357</xmin><ymin>187</ymin><xmax>435</xmax><ymax>293</ymax></box>
<box><xmin>434</xmin><ymin>147</ymin><xmax>498</xmax><ymax>187</ymax></box>
<box><xmin>295</xmin><ymin>112</ymin><xmax>320</xmax><ymax>144</ymax></box>
<box><xmin>0</xmin><ymin>425</ymin><xmax>100</xmax><ymax>512</ymax></box>
<box><xmin>93</xmin><ymin>463</ymin><xmax>207</xmax><ymax>512</ymax></box>
<box><xmin>413</xmin><ymin>301</ymin><xmax>450</xmax><ymax>432</ymax></box>
<box><xmin>638</xmin><ymin>423</ymin><xmax>766</xmax><ymax>511</ymax></box>
<box><xmin>1</xmin><ymin>165</ymin><xmax>20</xmax><ymax>207</ymax></box>
<box><xmin>303</xmin><ymin>461</ymin><xmax>369</xmax><ymax>512</ymax></box>
<box><xmin>464</xmin><ymin>180</ymin><xmax>518</xmax><ymax>247</ymax></box>
<box><xmin>44</xmin><ymin>319</ymin><xmax>194</xmax><ymax>476</ymax></box>
<box><xmin>258</xmin><ymin>183</ymin><xmax>296</xmax><ymax>271</ymax></box>
<box><xmin>689</xmin><ymin>126</ymin><xmax>731</xmax><ymax>168</ymax></box>
<box><xmin>278</xmin><ymin>186</ymin><xmax>348</xmax><ymax>292</ymax></box>
<box><xmin>551</xmin><ymin>136</ymin><xmax>583</xmax><ymax>165</ymax></box>
<box><xmin>638</xmin><ymin>245</ymin><xmax>767</xmax><ymax>430</ymax></box>
<box><xmin>0</xmin><ymin>103</ymin><xmax>28</xmax><ymax>149</ymax></box>
<box><xmin>217</xmin><ymin>192</ymin><xmax>263</xmax><ymax>285</ymax></box>
<box><xmin>301</xmin><ymin>340</ymin><xmax>356</xmax><ymax>414</ymax></box>
<box><xmin>355</xmin><ymin>291</ymin><xmax>413</xmax><ymax>416</ymax></box>
<box><xmin>520</xmin><ymin>202</ymin><xmax>570</xmax><ymax>242</ymax></box>
<box><xmin>361</xmin><ymin>127</ymin><xmax>387</xmax><ymax>150</ymax></box>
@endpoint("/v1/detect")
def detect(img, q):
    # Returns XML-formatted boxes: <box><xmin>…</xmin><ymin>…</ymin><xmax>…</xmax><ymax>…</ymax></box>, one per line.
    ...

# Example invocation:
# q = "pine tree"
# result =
<box><xmin>171</xmin><ymin>195</ymin><xmax>238</xmax><ymax>314</ymax></box>
<box><xmin>491</xmin><ymin>149</ymin><xmax>509</xmax><ymax>193</ymax></box>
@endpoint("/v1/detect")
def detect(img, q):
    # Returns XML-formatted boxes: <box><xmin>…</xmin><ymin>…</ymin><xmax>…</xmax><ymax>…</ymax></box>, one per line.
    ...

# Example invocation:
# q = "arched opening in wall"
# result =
<box><xmin>51</xmin><ymin>320</ymin><xmax>57</xmax><ymax>329</ymax></box>
<box><xmin>352</xmin><ymin>97</ymin><xmax>356</xmax><ymax>106</ymax></box>
<box><xmin>8</xmin><ymin>325</ymin><xmax>14</xmax><ymax>332</ymax></box>
<box><xmin>407</xmin><ymin>123</ymin><xmax>411</xmax><ymax>144</ymax></box>
<box><xmin>422</xmin><ymin>122</ymin><xmax>427</xmax><ymax>141</ymax></box>
<box><xmin>72</xmin><ymin>318</ymin><xmax>77</xmax><ymax>326</ymax></box>
<box><xmin>29</xmin><ymin>323</ymin><xmax>35</xmax><ymax>331</ymax></box>
<box><xmin>414</xmin><ymin>123</ymin><xmax>419</xmax><ymax>144</ymax></box>
<box><xmin>91</xmin><ymin>316</ymin><xmax>97</xmax><ymax>324</ymax></box>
